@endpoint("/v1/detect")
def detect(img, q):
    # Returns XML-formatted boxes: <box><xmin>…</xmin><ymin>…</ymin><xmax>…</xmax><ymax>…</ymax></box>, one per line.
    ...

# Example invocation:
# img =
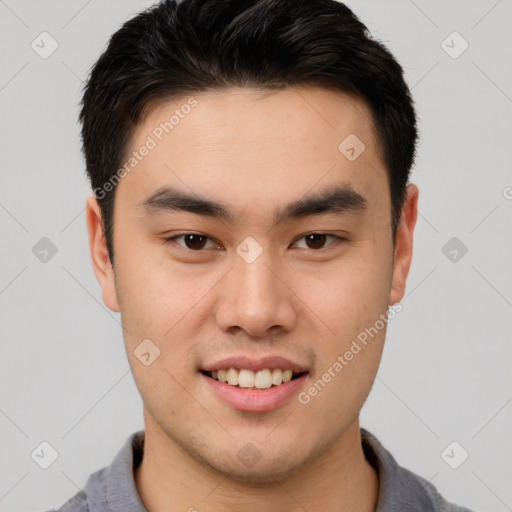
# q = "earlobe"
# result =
<box><xmin>389</xmin><ymin>183</ymin><xmax>419</xmax><ymax>306</ymax></box>
<box><xmin>85</xmin><ymin>195</ymin><xmax>120</xmax><ymax>312</ymax></box>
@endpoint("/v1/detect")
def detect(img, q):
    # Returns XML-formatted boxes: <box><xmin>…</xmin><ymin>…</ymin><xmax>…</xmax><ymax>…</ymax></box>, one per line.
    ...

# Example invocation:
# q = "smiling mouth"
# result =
<box><xmin>201</xmin><ymin>368</ymin><xmax>307</xmax><ymax>390</ymax></box>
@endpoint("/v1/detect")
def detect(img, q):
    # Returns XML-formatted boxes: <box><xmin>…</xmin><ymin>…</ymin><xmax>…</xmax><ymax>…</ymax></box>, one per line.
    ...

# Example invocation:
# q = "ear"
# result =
<box><xmin>85</xmin><ymin>195</ymin><xmax>120</xmax><ymax>312</ymax></box>
<box><xmin>389</xmin><ymin>183</ymin><xmax>419</xmax><ymax>306</ymax></box>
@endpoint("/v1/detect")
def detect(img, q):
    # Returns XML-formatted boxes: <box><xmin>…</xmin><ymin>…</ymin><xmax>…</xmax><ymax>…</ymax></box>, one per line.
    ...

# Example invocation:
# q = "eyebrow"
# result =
<box><xmin>138</xmin><ymin>183</ymin><xmax>368</xmax><ymax>226</ymax></box>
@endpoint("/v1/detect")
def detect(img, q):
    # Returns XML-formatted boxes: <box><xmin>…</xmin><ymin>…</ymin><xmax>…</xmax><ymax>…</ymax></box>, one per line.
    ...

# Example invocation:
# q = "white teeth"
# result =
<box><xmin>272</xmin><ymin>369</ymin><xmax>283</xmax><ymax>385</ymax></box>
<box><xmin>282</xmin><ymin>369</ymin><xmax>293</xmax><ymax>383</ymax></box>
<box><xmin>208</xmin><ymin>367</ymin><xmax>301</xmax><ymax>389</ymax></box>
<box><xmin>226</xmin><ymin>368</ymin><xmax>238</xmax><ymax>386</ymax></box>
<box><xmin>238</xmin><ymin>369</ymin><xmax>255</xmax><ymax>388</ymax></box>
<box><xmin>254</xmin><ymin>369</ymin><xmax>272</xmax><ymax>389</ymax></box>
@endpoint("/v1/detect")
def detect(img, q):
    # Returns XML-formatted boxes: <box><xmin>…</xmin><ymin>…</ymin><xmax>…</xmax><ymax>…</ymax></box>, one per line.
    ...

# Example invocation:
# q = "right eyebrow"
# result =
<box><xmin>137</xmin><ymin>186</ymin><xmax>236</xmax><ymax>223</ymax></box>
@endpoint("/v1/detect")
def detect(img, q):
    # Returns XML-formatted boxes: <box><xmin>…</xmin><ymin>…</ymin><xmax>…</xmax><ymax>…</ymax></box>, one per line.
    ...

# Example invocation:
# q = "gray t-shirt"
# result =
<box><xmin>46</xmin><ymin>428</ymin><xmax>476</xmax><ymax>512</ymax></box>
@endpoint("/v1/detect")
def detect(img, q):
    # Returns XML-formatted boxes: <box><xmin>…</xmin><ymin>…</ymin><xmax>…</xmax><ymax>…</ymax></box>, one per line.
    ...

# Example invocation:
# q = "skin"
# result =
<box><xmin>86</xmin><ymin>85</ymin><xmax>418</xmax><ymax>512</ymax></box>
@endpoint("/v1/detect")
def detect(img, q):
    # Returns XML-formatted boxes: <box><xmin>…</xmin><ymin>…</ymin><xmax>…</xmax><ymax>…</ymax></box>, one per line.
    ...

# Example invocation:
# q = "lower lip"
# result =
<box><xmin>201</xmin><ymin>372</ymin><xmax>308</xmax><ymax>412</ymax></box>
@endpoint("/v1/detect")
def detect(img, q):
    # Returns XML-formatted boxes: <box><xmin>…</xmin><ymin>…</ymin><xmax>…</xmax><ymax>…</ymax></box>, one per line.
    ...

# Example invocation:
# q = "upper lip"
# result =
<box><xmin>201</xmin><ymin>355</ymin><xmax>309</xmax><ymax>374</ymax></box>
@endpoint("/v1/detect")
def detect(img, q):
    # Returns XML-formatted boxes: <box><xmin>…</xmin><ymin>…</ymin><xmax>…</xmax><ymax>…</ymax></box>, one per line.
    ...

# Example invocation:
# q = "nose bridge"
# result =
<box><xmin>238</xmin><ymin>248</ymin><xmax>276</xmax><ymax>294</ymax></box>
<box><xmin>235</xmin><ymin>241</ymin><xmax>281</xmax><ymax>311</ymax></box>
<box><xmin>215</xmin><ymin>238</ymin><xmax>296</xmax><ymax>336</ymax></box>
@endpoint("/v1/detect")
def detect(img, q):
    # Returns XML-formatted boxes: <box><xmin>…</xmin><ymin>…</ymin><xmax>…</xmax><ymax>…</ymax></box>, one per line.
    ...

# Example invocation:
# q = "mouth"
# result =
<box><xmin>200</xmin><ymin>367</ymin><xmax>310</xmax><ymax>412</ymax></box>
<box><xmin>199</xmin><ymin>355</ymin><xmax>310</xmax><ymax>411</ymax></box>
<box><xmin>200</xmin><ymin>368</ymin><xmax>308</xmax><ymax>390</ymax></box>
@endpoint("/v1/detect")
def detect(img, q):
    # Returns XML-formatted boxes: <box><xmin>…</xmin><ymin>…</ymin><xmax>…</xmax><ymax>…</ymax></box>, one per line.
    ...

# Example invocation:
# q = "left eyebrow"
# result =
<box><xmin>137</xmin><ymin>183</ymin><xmax>369</xmax><ymax>225</ymax></box>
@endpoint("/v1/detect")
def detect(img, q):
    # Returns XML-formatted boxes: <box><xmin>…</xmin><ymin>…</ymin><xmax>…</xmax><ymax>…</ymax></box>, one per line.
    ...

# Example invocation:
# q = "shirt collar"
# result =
<box><xmin>85</xmin><ymin>430</ymin><xmax>146</xmax><ymax>512</ymax></box>
<box><xmin>360</xmin><ymin>427</ymin><xmax>437</xmax><ymax>510</ymax></box>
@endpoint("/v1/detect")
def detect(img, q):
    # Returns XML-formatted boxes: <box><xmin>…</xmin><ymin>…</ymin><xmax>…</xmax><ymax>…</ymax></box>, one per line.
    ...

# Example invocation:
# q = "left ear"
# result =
<box><xmin>389</xmin><ymin>183</ymin><xmax>419</xmax><ymax>305</ymax></box>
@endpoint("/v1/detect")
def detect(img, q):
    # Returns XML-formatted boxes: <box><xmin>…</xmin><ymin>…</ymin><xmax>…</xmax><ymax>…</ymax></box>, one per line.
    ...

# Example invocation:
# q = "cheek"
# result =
<box><xmin>128</xmin><ymin>355</ymin><xmax>191</xmax><ymax>429</ymax></box>
<box><xmin>115</xmin><ymin>253</ymin><xmax>211</xmax><ymax>374</ymax></box>
<box><xmin>298</xmin><ymin>272</ymin><xmax>388</xmax><ymax>428</ymax></box>
<box><xmin>307</xmin><ymin>248</ymin><xmax>392</xmax><ymax>339</ymax></box>
<box><xmin>116</xmin><ymin>253</ymin><xmax>190</xmax><ymax>331</ymax></box>
<box><xmin>117</xmin><ymin>262</ymin><xmax>200</xmax><ymax>410</ymax></box>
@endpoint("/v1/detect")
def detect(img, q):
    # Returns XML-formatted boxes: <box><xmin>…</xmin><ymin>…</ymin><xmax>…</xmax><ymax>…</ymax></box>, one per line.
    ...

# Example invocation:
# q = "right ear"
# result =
<box><xmin>85</xmin><ymin>195</ymin><xmax>120</xmax><ymax>312</ymax></box>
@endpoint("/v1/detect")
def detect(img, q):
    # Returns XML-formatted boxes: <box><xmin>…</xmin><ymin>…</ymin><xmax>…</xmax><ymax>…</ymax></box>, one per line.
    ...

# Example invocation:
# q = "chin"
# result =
<box><xmin>195</xmin><ymin>445</ymin><xmax>311</xmax><ymax>485</ymax></box>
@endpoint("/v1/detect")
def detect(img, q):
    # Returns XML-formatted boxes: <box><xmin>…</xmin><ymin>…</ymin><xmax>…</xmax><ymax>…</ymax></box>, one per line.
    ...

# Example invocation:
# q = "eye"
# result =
<box><xmin>165</xmin><ymin>233</ymin><xmax>220</xmax><ymax>251</ymax></box>
<box><xmin>292</xmin><ymin>233</ymin><xmax>345</xmax><ymax>250</ymax></box>
<box><xmin>164</xmin><ymin>232</ymin><xmax>346</xmax><ymax>252</ymax></box>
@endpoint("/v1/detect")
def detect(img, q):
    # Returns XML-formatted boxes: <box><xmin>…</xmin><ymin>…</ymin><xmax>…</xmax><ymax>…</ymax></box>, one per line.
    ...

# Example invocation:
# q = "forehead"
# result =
<box><xmin>118</xmin><ymin>86</ymin><xmax>389</xmax><ymax>221</ymax></box>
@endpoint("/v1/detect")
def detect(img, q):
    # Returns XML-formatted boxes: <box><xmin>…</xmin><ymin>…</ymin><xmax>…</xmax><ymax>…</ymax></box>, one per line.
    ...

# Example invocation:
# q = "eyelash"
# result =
<box><xmin>163</xmin><ymin>232</ymin><xmax>347</xmax><ymax>252</ymax></box>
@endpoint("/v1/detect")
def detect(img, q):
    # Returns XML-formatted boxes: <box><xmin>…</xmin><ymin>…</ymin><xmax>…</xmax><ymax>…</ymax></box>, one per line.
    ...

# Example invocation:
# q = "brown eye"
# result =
<box><xmin>182</xmin><ymin>234</ymin><xmax>208</xmax><ymax>250</ymax></box>
<box><xmin>293</xmin><ymin>233</ymin><xmax>343</xmax><ymax>250</ymax></box>
<box><xmin>305</xmin><ymin>234</ymin><xmax>328</xmax><ymax>250</ymax></box>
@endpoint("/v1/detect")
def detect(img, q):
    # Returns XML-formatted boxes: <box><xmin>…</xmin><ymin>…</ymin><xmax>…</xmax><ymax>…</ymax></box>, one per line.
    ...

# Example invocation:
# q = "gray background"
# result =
<box><xmin>1</xmin><ymin>1</ymin><xmax>511</xmax><ymax>511</ymax></box>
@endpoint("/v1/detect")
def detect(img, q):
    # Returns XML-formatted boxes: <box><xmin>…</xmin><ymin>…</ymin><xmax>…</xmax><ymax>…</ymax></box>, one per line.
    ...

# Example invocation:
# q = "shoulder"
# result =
<box><xmin>401</xmin><ymin>464</ymin><xmax>476</xmax><ymax>512</ymax></box>
<box><xmin>360</xmin><ymin>428</ymin><xmax>477</xmax><ymax>512</ymax></box>
<box><xmin>42</xmin><ymin>430</ymin><xmax>145</xmax><ymax>512</ymax></box>
<box><xmin>43</xmin><ymin>489</ymin><xmax>89</xmax><ymax>512</ymax></box>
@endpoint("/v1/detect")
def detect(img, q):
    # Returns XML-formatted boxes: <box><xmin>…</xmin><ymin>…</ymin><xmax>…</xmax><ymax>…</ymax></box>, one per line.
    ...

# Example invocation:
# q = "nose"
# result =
<box><xmin>213</xmin><ymin>246</ymin><xmax>298</xmax><ymax>338</ymax></box>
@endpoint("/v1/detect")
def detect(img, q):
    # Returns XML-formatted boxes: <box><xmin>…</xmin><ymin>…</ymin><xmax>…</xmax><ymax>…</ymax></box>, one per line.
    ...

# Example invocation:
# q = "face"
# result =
<box><xmin>87</xmin><ymin>86</ymin><xmax>417</xmax><ymax>482</ymax></box>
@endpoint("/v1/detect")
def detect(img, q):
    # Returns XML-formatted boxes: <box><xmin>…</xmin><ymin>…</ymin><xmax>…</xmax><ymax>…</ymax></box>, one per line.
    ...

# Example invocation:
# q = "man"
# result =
<box><xmin>48</xmin><ymin>0</ymin><xmax>476</xmax><ymax>510</ymax></box>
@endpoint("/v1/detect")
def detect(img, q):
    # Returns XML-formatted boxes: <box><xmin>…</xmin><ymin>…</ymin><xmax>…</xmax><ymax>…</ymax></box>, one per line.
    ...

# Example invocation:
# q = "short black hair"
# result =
<box><xmin>79</xmin><ymin>0</ymin><xmax>418</xmax><ymax>264</ymax></box>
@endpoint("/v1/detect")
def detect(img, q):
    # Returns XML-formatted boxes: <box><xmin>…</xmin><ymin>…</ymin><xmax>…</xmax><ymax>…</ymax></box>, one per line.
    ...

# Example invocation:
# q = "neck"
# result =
<box><xmin>134</xmin><ymin>411</ymin><xmax>379</xmax><ymax>512</ymax></box>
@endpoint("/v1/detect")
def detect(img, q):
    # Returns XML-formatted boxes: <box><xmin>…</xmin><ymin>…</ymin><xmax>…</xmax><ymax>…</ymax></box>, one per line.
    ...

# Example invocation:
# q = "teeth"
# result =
<box><xmin>282</xmin><ymin>369</ymin><xmax>293</xmax><ymax>382</ymax></box>
<box><xmin>226</xmin><ymin>368</ymin><xmax>238</xmax><ymax>386</ymax></box>
<box><xmin>272</xmin><ymin>369</ymin><xmax>283</xmax><ymax>385</ymax></box>
<box><xmin>207</xmin><ymin>367</ymin><xmax>301</xmax><ymax>389</ymax></box>
<box><xmin>238</xmin><ymin>369</ymin><xmax>255</xmax><ymax>388</ymax></box>
<box><xmin>254</xmin><ymin>369</ymin><xmax>272</xmax><ymax>389</ymax></box>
